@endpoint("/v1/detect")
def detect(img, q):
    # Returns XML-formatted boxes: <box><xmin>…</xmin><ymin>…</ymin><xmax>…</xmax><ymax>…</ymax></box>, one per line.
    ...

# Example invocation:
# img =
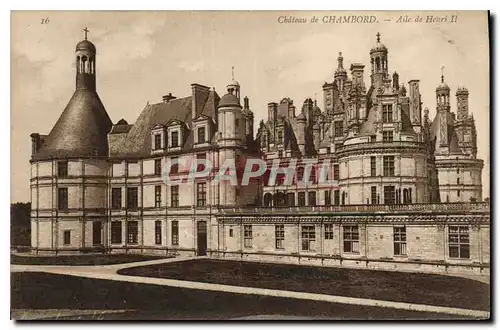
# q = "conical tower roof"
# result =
<box><xmin>33</xmin><ymin>89</ymin><xmax>112</xmax><ymax>160</ymax></box>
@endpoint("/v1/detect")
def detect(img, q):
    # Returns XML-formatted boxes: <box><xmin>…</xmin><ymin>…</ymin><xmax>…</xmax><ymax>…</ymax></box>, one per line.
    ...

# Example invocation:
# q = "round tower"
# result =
<box><xmin>217</xmin><ymin>82</ymin><xmax>244</xmax><ymax>206</ymax></box>
<box><xmin>436</xmin><ymin>69</ymin><xmax>450</xmax><ymax>112</ymax></box>
<box><xmin>29</xmin><ymin>29</ymin><xmax>112</xmax><ymax>254</ymax></box>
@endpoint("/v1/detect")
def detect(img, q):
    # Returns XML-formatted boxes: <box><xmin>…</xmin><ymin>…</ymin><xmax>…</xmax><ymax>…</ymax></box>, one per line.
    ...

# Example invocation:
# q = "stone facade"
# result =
<box><xmin>29</xmin><ymin>32</ymin><xmax>489</xmax><ymax>274</ymax></box>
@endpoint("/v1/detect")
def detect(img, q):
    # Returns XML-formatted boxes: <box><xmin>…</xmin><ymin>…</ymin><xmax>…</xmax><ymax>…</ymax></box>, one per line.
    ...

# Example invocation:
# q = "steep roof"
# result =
<box><xmin>32</xmin><ymin>89</ymin><xmax>112</xmax><ymax>160</ymax></box>
<box><xmin>430</xmin><ymin>111</ymin><xmax>463</xmax><ymax>155</ymax></box>
<box><xmin>109</xmin><ymin>90</ymin><xmax>219</xmax><ymax>158</ymax></box>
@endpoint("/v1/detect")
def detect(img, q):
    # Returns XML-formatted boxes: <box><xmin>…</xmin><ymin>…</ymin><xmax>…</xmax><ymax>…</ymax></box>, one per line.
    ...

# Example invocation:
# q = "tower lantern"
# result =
<box><xmin>76</xmin><ymin>27</ymin><xmax>97</xmax><ymax>91</ymax></box>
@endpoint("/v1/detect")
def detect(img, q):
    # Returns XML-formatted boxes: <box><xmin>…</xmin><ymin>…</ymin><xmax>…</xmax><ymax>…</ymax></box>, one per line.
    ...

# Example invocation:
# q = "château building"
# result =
<box><xmin>29</xmin><ymin>32</ymin><xmax>489</xmax><ymax>274</ymax></box>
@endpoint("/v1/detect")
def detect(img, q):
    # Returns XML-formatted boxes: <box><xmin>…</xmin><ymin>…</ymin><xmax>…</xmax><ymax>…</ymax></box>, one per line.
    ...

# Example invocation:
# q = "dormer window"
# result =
<box><xmin>153</xmin><ymin>134</ymin><xmax>162</xmax><ymax>150</ymax></box>
<box><xmin>262</xmin><ymin>134</ymin><xmax>267</xmax><ymax>148</ymax></box>
<box><xmin>277</xmin><ymin>130</ymin><xmax>283</xmax><ymax>145</ymax></box>
<box><xmin>382</xmin><ymin>104</ymin><xmax>393</xmax><ymax>123</ymax></box>
<box><xmin>197</xmin><ymin>127</ymin><xmax>206</xmax><ymax>144</ymax></box>
<box><xmin>171</xmin><ymin>131</ymin><xmax>179</xmax><ymax>148</ymax></box>
<box><xmin>150</xmin><ymin>124</ymin><xmax>166</xmax><ymax>152</ymax></box>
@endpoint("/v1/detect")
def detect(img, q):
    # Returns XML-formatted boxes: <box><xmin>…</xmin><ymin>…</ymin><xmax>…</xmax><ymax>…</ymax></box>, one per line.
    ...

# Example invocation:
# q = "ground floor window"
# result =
<box><xmin>111</xmin><ymin>221</ymin><xmax>122</xmax><ymax>244</ymax></box>
<box><xmin>171</xmin><ymin>221</ymin><xmax>179</xmax><ymax>246</ymax></box>
<box><xmin>301</xmin><ymin>225</ymin><xmax>315</xmax><ymax>251</ymax></box>
<box><xmin>449</xmin><ymin>226</ymin><xmax>470</xmax><ymax>259</ymax></box>
<box><xmin>343</xmin><ymin>225</ymin><xmax>359</xmax><ymax>253</ymax></box>
<box><xmin>155</xmin><ymin>220</ymin><xmax>162</xmax><ymax>245</ymax></box>
<box><xmin>393</xmin><ymin>226</ymin><xmax>407</xmax><ymax>256</ymax></box>
<box><xmin>127</xmin><ymin>221</ymin><xmax>138</xmax><ymax>244</ymax></box>
<box><xmin>93</xmin><ymin>221</ymin><xmax>102</xmax><ymax>245</ymax></box>
<box><xmin>63</xmin><ymin>230</ymin><xmax>71</xmax><ymax>245</ymax></box>
<box><xmin>244</xmin><ymin>225</ymin><xmax>253</xmax><ymax>248</ymax></box>
<box><xmin>275</xmin><ymin>224</ymin><xmax>285</xmax><ymax>249</ymax></box>
<box><xmin>324</xmin><ymin>224</ymin><xmax>334</xmax><ymax>240</ymax></box>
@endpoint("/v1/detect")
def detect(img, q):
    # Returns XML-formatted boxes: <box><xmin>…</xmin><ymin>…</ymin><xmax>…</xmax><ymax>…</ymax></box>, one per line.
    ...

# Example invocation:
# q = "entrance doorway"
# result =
<box><xmin>197</xmin><ymin>221</ymin><xmax>207</xmax><ymax>256</ymax></box>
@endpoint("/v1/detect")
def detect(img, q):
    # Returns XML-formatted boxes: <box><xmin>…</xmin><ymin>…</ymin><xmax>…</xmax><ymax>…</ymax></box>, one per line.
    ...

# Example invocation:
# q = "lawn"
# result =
<box><xmin>11</xmin><ymin>253</ymin><xmax>169</xmax><ymax>266</ymax></box>
<box><xmin>11</xmin><ymin>272</ymin><xmax>473</xmax><ymax>320</ymax></box>
<box><xmin>118</xmin><ymin>259</ymin><xmax>490</xmax><ymax>311</ymax></box>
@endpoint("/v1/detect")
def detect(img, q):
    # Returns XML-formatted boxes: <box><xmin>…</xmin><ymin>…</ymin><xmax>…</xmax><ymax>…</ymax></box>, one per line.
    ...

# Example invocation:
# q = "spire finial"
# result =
<box><xmin>441</xmin><ymin>65</ymin><xmax>445</xmax><ymax>83</ymax></box>
<box><xmin>337</xmin><ymin>52</ymin><xmax>343</xmax><ymax>68</ymax></box>
<box><xmin>83</xmin><ymin>27</ymin><xmax>89</xmax><ymax>40</ymax></box>
<box><xmin>231</xmin><ymin>66</ymin><xmax>234</xmax><ymax>81</ymax></box>
<box><xmin>376</xmin><ymin>32</ymin><xmax>381</xmax><ymax>43</ymax></box>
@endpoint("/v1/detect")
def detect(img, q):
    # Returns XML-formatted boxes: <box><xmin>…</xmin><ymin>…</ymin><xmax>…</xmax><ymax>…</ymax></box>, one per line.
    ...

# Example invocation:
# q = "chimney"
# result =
<box><xmin>244</xmin><ymin>96</ymin><xmax>249</xmax><ymax>109</ymax></box>
<box><xmin>392</xmin><ymin>72</ymin><xmax>399</xmax><ymax>89</ymax></box>
<box><xmin>162</xmin><ymin>93</ymin><xmax>177</xmax><ymax>103</ymax></box>
<box><xmin>191</xmin><ymin>83</ymin><xmax>211</xmax><ymax>119</ymax></box>
<box><xmin>268</xmin><ymin>102</ymin><xmax>278</xmax><ymax>123</ymax></box>
<box><xmin>408</xmin><ymin>80</ymin><xmax>422</xmax><ymax>125</ymax></box>
<box><xmin>350</xmin><ymin>63</ymin><xmax>365</xmax><ymax>87</ymax></box>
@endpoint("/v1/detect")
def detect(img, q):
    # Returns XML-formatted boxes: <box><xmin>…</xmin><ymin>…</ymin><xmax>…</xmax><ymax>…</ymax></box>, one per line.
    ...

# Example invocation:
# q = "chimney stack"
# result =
<box><xmin>162</xmin><ymin>93</ymin><xmax>177</xmax><ymax>103</ymax></box>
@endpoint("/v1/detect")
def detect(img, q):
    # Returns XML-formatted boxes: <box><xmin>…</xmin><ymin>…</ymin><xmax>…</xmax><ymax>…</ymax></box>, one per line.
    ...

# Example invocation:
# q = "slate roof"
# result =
<box><xmin>109</xmin><ymin>90</ymin><xmax>219</xmax><ymax>158</ymax></box>
<box><xmin>430</xmin><ymin>111</ymin><xmax>463</xmax><ymax>155</ymax></box>
<box><xmin>32</xmin><ymin>89</ymin><xmax>112</xmax><ymax>160</ymax></box>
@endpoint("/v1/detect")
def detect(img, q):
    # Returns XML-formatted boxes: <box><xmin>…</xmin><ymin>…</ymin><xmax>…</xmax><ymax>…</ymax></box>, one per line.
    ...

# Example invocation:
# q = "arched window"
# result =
<box><xmin>263</xmin><ymin>193</ymin><xmax>273</xmax><ymax>207</ymax></box>
<box><xmin>375</xmin><ymin>57</ymin><xmax>380</xmax><ymax>72</ymax></box>
<box><xmin>76</xmin><ymin>56</ymin><xmax>81</xmax><ymax>73</ymax></box>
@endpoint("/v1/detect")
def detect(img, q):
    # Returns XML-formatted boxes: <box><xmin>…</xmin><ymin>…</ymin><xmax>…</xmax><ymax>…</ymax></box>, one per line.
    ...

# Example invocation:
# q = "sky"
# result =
<box><xmin>10</xmin><ymin>11</ymin><xmax>490</xmax><ymax>202</ymax></box>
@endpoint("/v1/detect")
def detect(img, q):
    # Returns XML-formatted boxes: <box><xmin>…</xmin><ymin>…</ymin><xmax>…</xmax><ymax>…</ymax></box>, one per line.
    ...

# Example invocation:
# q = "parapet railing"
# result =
<box><xmin>218</xmin><ymin>202</ymin><xmax>490</xmax><ymax>215</ymax></box>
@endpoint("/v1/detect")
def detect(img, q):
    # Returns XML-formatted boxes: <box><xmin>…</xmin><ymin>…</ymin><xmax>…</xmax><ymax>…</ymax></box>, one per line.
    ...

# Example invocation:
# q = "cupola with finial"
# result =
<box><xmin>76</xmin><ymin>27</ymin><xmax>97</xmax><ymax>91</ymax></box>
<box><xmin>436</xmin><ymin>66</ymin><xmax>450</xmax><ymax>111</ymax></box>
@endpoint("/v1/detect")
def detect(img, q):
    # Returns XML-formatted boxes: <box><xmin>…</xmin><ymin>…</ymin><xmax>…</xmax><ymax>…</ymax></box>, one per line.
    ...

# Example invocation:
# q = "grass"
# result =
<box><xmin>11</xmin><ymin>272</ymin><xmax>475</xmax><ymax>320</ymax></box>
<box><xmin>118</xmin><ymin>259</ymin><xmax>490</xmax><ymax>311</ymax></box>
<box><xmin>11</xmin><ymin>253</ymin><xmax>169</xmax><ymax>266</ymax></box>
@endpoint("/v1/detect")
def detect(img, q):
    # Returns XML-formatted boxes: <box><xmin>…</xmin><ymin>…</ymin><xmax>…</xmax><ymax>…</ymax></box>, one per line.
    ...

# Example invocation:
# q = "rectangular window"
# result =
<box><xmin>324</xmin><ymin>224</ymin><xmax>334</xmax><ymax>240</ymax></box>
<box><xmin>384</xmin><ymin>186</ymin><xmax>396</xmax><ymax>205</ymax></box>
<box><xmin>155</xmin><ymin>220</ymin><xmax>162</xmax><ymax>245</ymax></box>
<box><xmin>196</xmin><ymin>182</ymin><xmax>207</xmax><ymax>207</ymax></box>
<box><xmin>383</xmin><ymin>104</ymin><xmax>393</xmax><ymax>123</ymax></box>
<box><xmin>277</xmin><ymin>130</ymin><xmax>283</xmax><ymax>145</ymax></box>
<box><xmin>154</xmin><ymin>133</ymin><xmax>162</xmax><ymax>150</ymax></box>
<box><xmin>301</xmin><ymin>225</ymin><xmax>316</xmax><ymax>251</ymax></box>
<box><xmin>382</xmin><ymin>131</ymin><xmax>393</xmax><ymax>142</ymax></box>
<box><xmin>197</xmin><ymin>153</ymin><xmax>206</xmax><ymax>172</ymax></box>
<box><xmin>244</xmin><ymin>225</ymin><xmax>253</xmax><ymax>248</ymax></box>
<box><xmin>127</xmin><ymin>187</ymin><xmax>138</xmax><ymax>210</ymax></box>
<box><xmin>154</xmin><ymin>159</ymin><xmax>162</xmax><ymax>176</ymax></box>
<box><xmin>197</xmin><ymin>126</ymin><xmax>206</xmax><ymax>144</ymax></box>
<box><xmin>324</xmin><ymin>190</ymin><xmax>331</xmax><ymax>206</ymax></box>
<box><xmin>171</xmin><ymin>221</ymin><xmax>179</xmax><ymax>246</ymax></box>
<box><xmin>370</xmin><ymin>156</ymin><xmax>376</xmax><ymax>176</ymax></box>
<box><xmin>58</xmin><ymin>187</ymin><xmax>68</xmax><ymax>211</ymax></box>
<box><xmin>154</xmin><ymin>185</ymin><xmax>162</xmax><ymax>208</ymax></box>
<box><xmin>63</xmin><ymin>230</ymin><xmax>71</xmax><ymax>245</ymax></box>
<box><xmin>298</xmin><ymin>192</ymin><xmax>306</xmax><ymax>206</ymax></box>
<box><xmin>171</xmin><ymin>185</ymin><xmax>179</xmax><ymax>207</ymax></box>
<box><xmin>127</xmin><ymin>221</ymin><xmax>138</xmax><ymax>244</ymax></box>
<box><xmin>308</xmin><ymin>191</ymin><xmax>317</xmax><ymax>206</ymax></box>
<box><xmin>449</xmin><ymin>226</ymin><xmax>470</xmax><ymax>259</ymax></box>
<box><xmin>170</xmin><ymin>157</ymin><xmax>179</xmax><ymax>174</ymax></box>
<box><xmin>171</xmin><ymin>131</ymin><xmax>179</xmax><ymax>148</ymax></box>
<box><xmin>57</xmin><ymin>161</ymin><xmax>68</xmax><ymax>178</ymax></box>
<box><xmin>333</xmin><ymin>164</ymin><xmax>339</xmax><ymax>181</ymax></box>
<box><xmin>371</xmin><ymin>186</ymin><xmax>377</xmax><ymax>205</ymax></box>
<box><xmin>275</xmin><ymin>224</ymin><xmax>285</xmax><ymax>249</ymax></box>
<box><xmin>286</xmin><ymin>192</ymin><xmax>295</xmax><ymax>206</ymax></box>
<box><xmin>393</xmin><ymin>226</ymin><xmax>407</xmax><ymax>256</ymax></box>
<box><xmin>383</xmin><ymin>156</ymin><xmax>395</xmax><ymax>176</ymax></box>
<box><xmin>334</xmin><ymin>190</ymin><xmax>340</xmax><ymax>206</ymax></box>
<box><xmin>229</xmin><ymin>228</ymin><xmax>234</xmax><ymax>237</ymax></box>
<box><xmin>334</xmin><ymin>121</ymin><xmax>344</xmax><ymax>137</ymax></box>
<box><xmin>343</xmin><ymin>225</ymin><xmax>359</xmax><ymax>253</ymax></box>
<box><xmin>111</xmin><ymin>188</ymin><xmax>122</xmax><ymax>209</ymax></box>
<box><xmin>93</xmin><ymin>221</ymin><xmax>102</xmax><ymax>245</ymax></box>
<box><xmin>111</xmin><ymin>221</ymin><xmax>122</xmax><ymax>244</ymax></box>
